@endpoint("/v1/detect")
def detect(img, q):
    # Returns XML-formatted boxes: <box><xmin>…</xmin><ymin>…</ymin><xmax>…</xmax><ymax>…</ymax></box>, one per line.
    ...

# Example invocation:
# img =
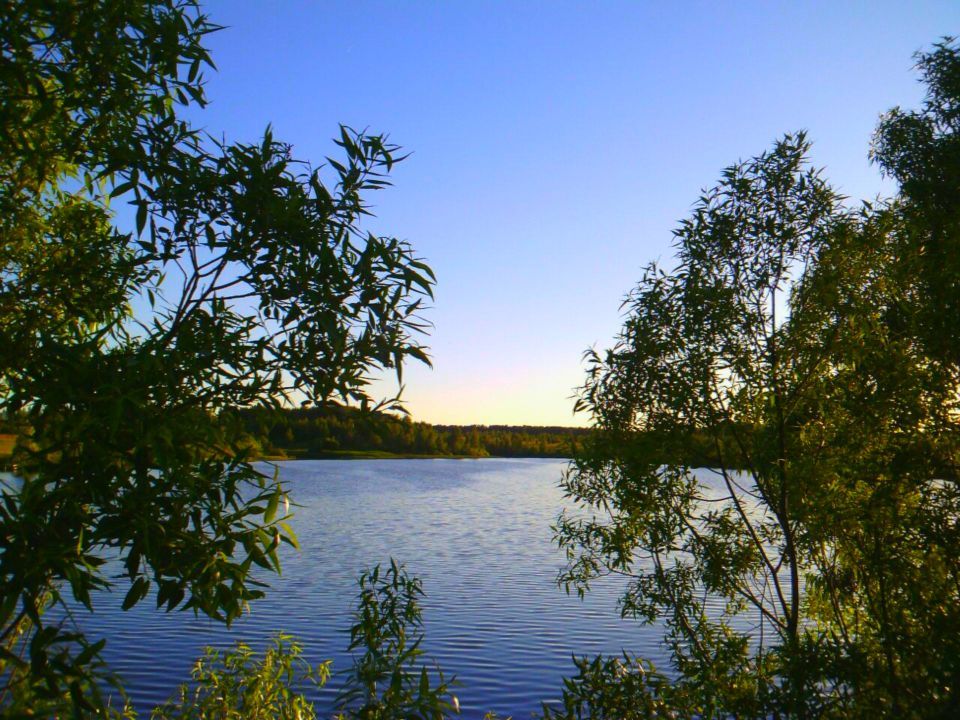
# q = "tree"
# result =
<box><xmin>557</xmin><ymin>132</ymin><xmax>844</xmax><ymax>718</ymax></box>
<box><xmin>152</xmin><ymin>562</ymin><xmax>459</xmax><ymax>720</ymax></box>
<box><xmin>814</xmin><ymin>37</ymin><xmax>960</xmax><ymax>715</ymax></box>
<box><xmin>152</xmin><ymin>634</ymin><xmax>330</xmax><ymax>720</ymax></box>
<box><xmin>335</xmin><ymin>560</ymin><xmax>459</xmax><ymax>720</ymax></box>
<box><xmin>871</xmin><ymin>38</ymin><xmax>960</xmax><ymax>364</ymax></box>
<box><xmin>554</xmin><ymin>43</ymin><xmax>960</xmax><ymax>719</ymax></box>
<box><xmin>0</xmin><ymin>0</ymin><xmax>434</xmax><ymax>714</ymax></box>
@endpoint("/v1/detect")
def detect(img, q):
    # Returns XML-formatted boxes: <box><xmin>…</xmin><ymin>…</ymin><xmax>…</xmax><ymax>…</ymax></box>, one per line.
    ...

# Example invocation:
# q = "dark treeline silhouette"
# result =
<box><xmin>227</xmin><ymin>405</ymin><xmax>590</xmax><ymax>458</ymax></box>
<box><xmin>0</xmin><ymin>406</ymin><xmax>732</xmax><ymax>464</ymax></box>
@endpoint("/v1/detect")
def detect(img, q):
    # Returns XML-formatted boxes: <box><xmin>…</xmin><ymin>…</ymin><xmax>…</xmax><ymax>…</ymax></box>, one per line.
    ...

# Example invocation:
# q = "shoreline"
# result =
<box><xmin>259</xmin><ymin>449</ymin><xmax>572</xmax><ymax>461</ymax></box>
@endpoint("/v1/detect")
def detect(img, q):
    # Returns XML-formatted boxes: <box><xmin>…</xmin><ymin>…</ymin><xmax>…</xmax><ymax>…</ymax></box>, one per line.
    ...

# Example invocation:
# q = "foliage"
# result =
<box><xmin>555</xmin><ymin>41</ymin><xmax>960</xmax><ymax>719</ymax></box>
<box><xmin>152</xmin><ymin>634</ymin><xmax>329</xmax><ymax>720</ymax></box>
<box><xmin>557</xmin><ymin>131</ymin><xmax>841</xmax><ymax>717</ymax></box>
<box><xmin>0</xmin><ymin>0</ymin><xmax>433</xmax><ymax>714</ymax></box>
<box><xmin>542</xmin><ymin>654</ymin><xmax>681</xmax><ymax>720</ymax></box>
<box><xmin>871</xmin><ymin>38</ymin><xmax>960</xmax><ymax>364</ymax></box>
<box><xmin>809</xmin><ymin>37</ymin><xmax>960</xmax><ymax>715</ymax></box>
<box><xmin>153</xmin><ymin>563</ymin><xmax>458</xmax><ymax>720</ymax></box>
<box><xmin>335</xmin><ymin>560</ymin><xmax>459</xmax><ymax>720</ymax></box>
<box><xmin>232</xmin><ymin>405</ymin><xmax>587</xmax><ymax>459</ymax></box>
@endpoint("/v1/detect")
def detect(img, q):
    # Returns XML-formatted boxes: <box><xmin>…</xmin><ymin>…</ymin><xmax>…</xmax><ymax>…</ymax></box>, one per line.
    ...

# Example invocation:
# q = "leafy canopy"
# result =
<box><xmin>0</xmin><ymin>0</ymin><xmax>434</xmax><ymax>714</ymax></box>
<box><xmin>555</xmin><ymin>40</ymin><xmax>960</xmax><ymax>719</ymax></box>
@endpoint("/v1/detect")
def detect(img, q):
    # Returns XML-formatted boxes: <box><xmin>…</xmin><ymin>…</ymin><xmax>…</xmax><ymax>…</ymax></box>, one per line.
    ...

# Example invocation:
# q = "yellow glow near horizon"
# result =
<box><xmin>370</xmin><ymin>365</ymin><xmax>591</xmax><ymax>427</ymax></box>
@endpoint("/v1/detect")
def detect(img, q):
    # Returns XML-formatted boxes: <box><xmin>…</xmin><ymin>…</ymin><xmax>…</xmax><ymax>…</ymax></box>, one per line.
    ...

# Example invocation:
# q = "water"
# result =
<box><xmin>67</xmin><ymin>458</ymin><xmax>674</xmax><ymax>717</ymax></box>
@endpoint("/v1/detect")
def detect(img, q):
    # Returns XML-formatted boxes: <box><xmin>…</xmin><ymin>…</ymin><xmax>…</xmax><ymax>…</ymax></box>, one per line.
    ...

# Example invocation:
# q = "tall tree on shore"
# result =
<box><xmin>0</xmin><ymin>0</ymin><xmax>434</xmax><ymax>714</ymax></box>
<box><xmin>555</xmin><ymin>132</ymin><xmax>844</xmax><ymax>718</ymax></box>
<box><xmin>554</xmin><ymin>40</ymin><xmax>960</xmax><ymax>719</ymax></box>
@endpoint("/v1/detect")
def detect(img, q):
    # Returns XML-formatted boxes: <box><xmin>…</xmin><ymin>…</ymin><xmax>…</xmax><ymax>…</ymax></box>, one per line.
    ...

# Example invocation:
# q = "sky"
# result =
<box><xmin>186</xmin><ymin>0</ymin><xmax>959</xmax><ymax>427</ymax></box>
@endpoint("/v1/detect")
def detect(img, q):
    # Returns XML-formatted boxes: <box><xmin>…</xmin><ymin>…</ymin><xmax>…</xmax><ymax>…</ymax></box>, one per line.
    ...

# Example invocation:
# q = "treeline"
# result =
<box><xmin>1</xmin><ymin>407</ymin><xmax>731</xmax><ymax>464</ymax></box>
<box><xmin>228</xmin><ymin>405</ymin><xmax>590</xmax><ymax>458</ymax></box>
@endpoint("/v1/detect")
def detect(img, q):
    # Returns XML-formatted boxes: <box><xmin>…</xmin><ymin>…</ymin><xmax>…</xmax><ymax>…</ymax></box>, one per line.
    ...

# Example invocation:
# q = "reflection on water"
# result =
<box><xmin>69</xmin><ymin>458</ymin><xmax>677</xmax><ymax>717</ymax></box>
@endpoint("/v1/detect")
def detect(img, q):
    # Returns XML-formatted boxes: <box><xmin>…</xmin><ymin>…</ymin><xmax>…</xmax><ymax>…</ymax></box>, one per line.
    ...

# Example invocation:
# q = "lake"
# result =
<box><xmin>72</xmin><ymin>458</ymin><xmax>673</xmax><ymax>717</ymax></box>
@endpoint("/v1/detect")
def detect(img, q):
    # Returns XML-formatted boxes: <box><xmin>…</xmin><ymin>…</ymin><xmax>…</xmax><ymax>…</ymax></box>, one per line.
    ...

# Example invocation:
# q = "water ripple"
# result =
<box><xmin>68</xmin><ymin>459</ymin><xmax>678</xmax><ymax>718</ymax></box>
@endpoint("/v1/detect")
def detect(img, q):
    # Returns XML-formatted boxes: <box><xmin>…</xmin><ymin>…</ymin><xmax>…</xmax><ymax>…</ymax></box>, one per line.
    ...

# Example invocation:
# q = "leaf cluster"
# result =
<box><xmin>152</xmin><ymin>634</ymin><xmax>329</xmax><ymax>720</ymax></box>
<box><xmin>335</xmin><ymin>560</ymin><xmax>459</xmax><ymax>720</ymax></box>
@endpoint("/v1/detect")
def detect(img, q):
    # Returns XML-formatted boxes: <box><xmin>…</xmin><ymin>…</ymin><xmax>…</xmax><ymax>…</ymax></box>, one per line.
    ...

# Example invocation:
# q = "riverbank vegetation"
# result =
<box><xmin>1</xmin><ymin>0</ymin><xmax>434</xmax><ymax>713</ymax></box>
<box><xmin>554</xmin><ymin>38</ymin><xmax>960</xmax><ymax>719</ymax></box>
<box><xmin>153</xmin><ymin>561</ymin><xmax>457</xmax><ymax>720</ymax></box>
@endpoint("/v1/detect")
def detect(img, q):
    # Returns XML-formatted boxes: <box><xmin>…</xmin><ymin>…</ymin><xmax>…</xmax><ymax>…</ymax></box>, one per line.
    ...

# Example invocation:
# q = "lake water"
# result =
<box><xmin>72</xmin><ymin>458</ymin><xmax>675</xmax><ymax>717</ymax></box>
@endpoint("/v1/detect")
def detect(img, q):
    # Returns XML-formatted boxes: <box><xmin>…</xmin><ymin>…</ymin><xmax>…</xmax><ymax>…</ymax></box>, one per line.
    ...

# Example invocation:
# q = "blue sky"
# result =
<box><xmin>188</xmin><ymin>1</ymin><xmax>959</xmax><ymax>426</ymax></box>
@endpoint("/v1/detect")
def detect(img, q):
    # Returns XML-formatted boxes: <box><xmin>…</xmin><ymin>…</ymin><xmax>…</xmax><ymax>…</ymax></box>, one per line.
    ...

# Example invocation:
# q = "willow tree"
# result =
<box><xmin>554</xmin><ymin>133</ymin><xmax>843</xmax><ymax>717</ymax></box>
<box><xmin>0</xmin><ymin>0</ymin><xmax>433</xmax><ymax>714</ymax></box>
<box><xmin>553</xmin><ymin>43</ymin><xmax>960</xmax><ymax>720</ymax></box>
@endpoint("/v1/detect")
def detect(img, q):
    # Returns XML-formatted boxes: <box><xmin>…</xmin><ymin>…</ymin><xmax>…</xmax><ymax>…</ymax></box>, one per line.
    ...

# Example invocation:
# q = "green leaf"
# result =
<box><xmin>136</xmin><ymin>201</ymin><xmax>148</xmax><ymax>236</ymax></box>
<box><xmin>122</xmin><ymin>577</ymin><xmax>149</xmax><ymax>611</ymax></box>
<box><xmin>109</xmin><ymin>180</ymin><xmax>137</xmax><ymax>199</ymax></box>
<box><xmin>265</xmin><ymin>486</ymin><xmax>280</xmax><ymax>524</ymax></box>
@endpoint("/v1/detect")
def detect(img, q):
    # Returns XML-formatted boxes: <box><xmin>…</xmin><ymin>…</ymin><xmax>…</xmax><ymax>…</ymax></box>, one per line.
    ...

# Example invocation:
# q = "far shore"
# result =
<box><xmin>260</xmin><ymin>449</ymin><xmax>571</xmax><ymax>461</ymax></box>
<box><xmin>0</xmin><ymin>435</ymin><xmax>570</xmax><ymax>466</ymax></box>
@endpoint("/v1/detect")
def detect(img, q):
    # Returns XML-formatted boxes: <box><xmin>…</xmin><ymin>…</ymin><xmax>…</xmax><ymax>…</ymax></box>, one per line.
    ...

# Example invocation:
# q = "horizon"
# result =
<box><xmin>187</xmin><ymin>1</ymin><xmax>959</xmax><ymax>426</ymax></box>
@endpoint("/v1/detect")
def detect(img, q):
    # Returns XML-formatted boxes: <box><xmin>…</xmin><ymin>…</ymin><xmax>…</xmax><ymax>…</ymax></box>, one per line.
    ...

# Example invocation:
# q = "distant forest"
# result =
<box><xmin>0</xmin><ymin>406</ymin><xmax>736</xmax><ymax>464</ymax></box>
<box><xmin>0</xmin><ymin>406</ymin><xmax>743</xmax><ymax>465</ymax></box>
<box><xmin>227</xmin><ymin>405</ymin><xmax>591</xmax><ymax>459</ymax></box>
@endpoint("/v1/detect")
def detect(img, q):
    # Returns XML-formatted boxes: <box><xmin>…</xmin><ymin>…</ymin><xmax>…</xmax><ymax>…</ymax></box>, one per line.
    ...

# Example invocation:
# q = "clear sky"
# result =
<box><xmin>188</xmin><ymin>0</ymin><xmax>959</xmax><ymax>427</ymax></box>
